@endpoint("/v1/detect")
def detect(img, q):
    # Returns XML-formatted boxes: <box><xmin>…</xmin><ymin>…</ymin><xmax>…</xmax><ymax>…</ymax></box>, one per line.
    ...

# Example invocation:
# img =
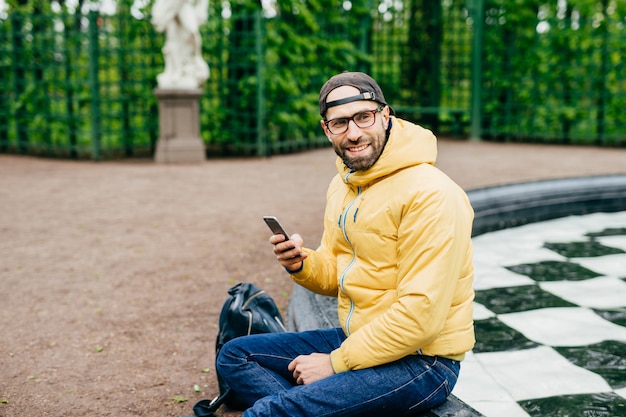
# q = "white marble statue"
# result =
<box><xmin>151</xmin><ymin>0</ymin><xmax>210</xmax><ymax>89</ymax></box>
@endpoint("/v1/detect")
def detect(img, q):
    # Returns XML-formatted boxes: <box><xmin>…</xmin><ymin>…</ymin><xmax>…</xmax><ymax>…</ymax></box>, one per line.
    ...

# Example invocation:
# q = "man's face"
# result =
<box><xmin>320</xmin><ymin>86</ymin><xmax>390</xmax><ymax>172</ymax></box>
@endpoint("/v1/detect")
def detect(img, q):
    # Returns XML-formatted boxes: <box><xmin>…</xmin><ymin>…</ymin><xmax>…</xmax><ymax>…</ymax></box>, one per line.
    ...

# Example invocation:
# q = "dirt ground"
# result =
<box><xmin>1</xmin><ymin>139</ymin><xmax>626</xmax><ymax>417</ymax></box>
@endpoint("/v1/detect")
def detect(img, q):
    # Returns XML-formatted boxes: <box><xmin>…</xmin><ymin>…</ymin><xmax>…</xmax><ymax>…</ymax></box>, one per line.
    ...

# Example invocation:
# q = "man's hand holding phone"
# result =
<box><xmin>263</xmin><ymin>216</ymin><xmax>308</xmax><ymax>271</ymax></box>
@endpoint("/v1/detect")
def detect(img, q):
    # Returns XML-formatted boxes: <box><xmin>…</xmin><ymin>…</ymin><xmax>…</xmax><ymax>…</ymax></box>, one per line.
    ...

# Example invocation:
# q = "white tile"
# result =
<box><xmin>473</xmin><ymin>302</ymin><xmax>496</xmax><ymax>320</ymax></box>
<box><xmin>567</xmin><ymin>212</ymin><xmax>626</xmax><ymax>233</ymax></box>
<box><xmin>455</xmin><ymin>352</ymin><xmax>515</xmax><ymax>403</ymax></box>
<box><xmin>615</xmin><ymin>387</ymin><xmax>626</xmax><ymax>400</ymax></box>
<box><xmin>454</xmin><ymin>352</ymin><xmax>529</xmax><ymax>417</ymax></box>
<box><xmin>579</xmin><ymin>211</ymin><xmax>626</xmax><ymax>230</ymax></box>
<box><xmin>596</xmin><ymin>236</ymin><xmax>626</xmax><ymax>252</ymax></box>
<box><xmin>474</xmin><ymin>346</ymin><xmax>612</xmax><ymax>401</ymax></box>
<box><xmin>473</xmin><ymin>244</ymin><xmax>564</xmax><ymax>268</ymax></box>
<box><xmin>573</xmin><ymin>253</ymin><xmax>626</xmax><ymax>278</ymax></box>
<box><xmin>482</xmin><ymin>212</ymin><xmax>626</xmax><ymax>245</ymax></box>
<box><xmin>540</xmin><ymin>277</ymin><xmax>626</xmax><ymax>309</ymax></box>
<box><xmin>474</xmin><ymin>225</ymin><xmax>553</xmax><ymax>249</ymax></box>
<box><xmin>517</xmin><ymin>217</ymin><xmax>592</xmax><ymax>241</ymax></box>
<box><xmin>472</xmin><ymin>264</ymin><xmax>536</xmax><ymax>291</ymax></box>
<box><xmin>472</xmin><ymin>226</ymin><xmax>565</xmax><ymax>277</ymax></box>
<box><xmin>498</xmin><ymin>307</ymin><xmax>626</xmax><ymax>346</ymax></box>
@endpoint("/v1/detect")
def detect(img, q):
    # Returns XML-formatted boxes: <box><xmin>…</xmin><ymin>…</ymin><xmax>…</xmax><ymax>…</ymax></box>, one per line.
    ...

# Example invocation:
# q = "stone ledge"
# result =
<box><xmin>286</xmin><ymin>174</ymin><xmax>626</xmax><ymax>417</ymax></box>
<box><xmin>469</xmin><ymin>174</ymin><xmax>626</xmax><ymax>236</ymax></box>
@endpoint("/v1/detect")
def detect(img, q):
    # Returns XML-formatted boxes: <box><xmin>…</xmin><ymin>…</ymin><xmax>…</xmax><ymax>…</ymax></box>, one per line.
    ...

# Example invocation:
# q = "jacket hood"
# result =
<box><xmin>336</xmin><ymin>117</ymin><xmax>438</xmax><ymax>187</ymax></box>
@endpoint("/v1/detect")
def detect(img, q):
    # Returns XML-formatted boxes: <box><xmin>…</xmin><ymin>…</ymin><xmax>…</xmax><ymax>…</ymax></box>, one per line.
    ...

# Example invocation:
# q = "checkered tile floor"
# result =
<box><xmin>454</xmin><ymin>211</ymin><xmax>626</xmax><ymax>417</ymax></box>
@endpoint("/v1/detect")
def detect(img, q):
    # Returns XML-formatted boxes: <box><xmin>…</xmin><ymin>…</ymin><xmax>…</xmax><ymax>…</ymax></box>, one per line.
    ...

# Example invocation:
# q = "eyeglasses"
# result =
<box><xmin>324</xmin><ymin>105</ymin><xmax>385</xmax><ymax>135</ymax></box>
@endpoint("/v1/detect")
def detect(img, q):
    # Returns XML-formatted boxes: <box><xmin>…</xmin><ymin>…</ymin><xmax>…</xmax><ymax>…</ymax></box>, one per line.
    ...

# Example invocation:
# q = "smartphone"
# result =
<box><xmin>263</xmin><ymin>216</ymin><xmax>290</xmax><ymax>240</ymax></box>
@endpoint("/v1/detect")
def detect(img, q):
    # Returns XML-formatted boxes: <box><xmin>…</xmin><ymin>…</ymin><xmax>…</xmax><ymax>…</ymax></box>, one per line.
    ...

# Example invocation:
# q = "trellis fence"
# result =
<box><xmin>0</xmin><ymin>0</ymin><xmax>624</xmax><ymax>160</ymax></box>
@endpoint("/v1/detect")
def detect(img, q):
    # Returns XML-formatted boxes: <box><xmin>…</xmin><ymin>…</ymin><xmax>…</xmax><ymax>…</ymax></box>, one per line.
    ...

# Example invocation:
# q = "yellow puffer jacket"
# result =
<box><xmin>291</xmin><ymin>117</ymin><xmax>475</xmax><ymax>373</ymax></box>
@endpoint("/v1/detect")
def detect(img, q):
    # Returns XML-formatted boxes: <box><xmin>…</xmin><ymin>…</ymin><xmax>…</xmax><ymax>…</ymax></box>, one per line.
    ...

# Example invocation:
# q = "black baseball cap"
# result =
<box><xmin>319</xmin><ymin>72</ymin><xmax>391</xmax><ymax>118</ymax></box>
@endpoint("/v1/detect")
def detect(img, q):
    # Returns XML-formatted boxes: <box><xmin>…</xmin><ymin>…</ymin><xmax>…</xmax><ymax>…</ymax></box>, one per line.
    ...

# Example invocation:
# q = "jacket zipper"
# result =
<box><xmin>339</xmin><ymin>186</ymin><xmax>361</xmax><ymax>335</ymax></box>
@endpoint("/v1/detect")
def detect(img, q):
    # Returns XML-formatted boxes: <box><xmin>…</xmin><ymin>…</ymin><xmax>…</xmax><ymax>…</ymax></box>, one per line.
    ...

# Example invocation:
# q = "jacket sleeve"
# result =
<box><xmin>290</xmin><ymin>241</ymin><xmax>339</xmax><ymax>297</ymax></box>
<box><xmin>289</xmin><ymin>179</ymin><xmax>342</xmax><ymax>297</ymax></box>
<box><xmin>332</xmin><ymin>176</ymin><xmax>474</xmax><ymax>371</ymax></box>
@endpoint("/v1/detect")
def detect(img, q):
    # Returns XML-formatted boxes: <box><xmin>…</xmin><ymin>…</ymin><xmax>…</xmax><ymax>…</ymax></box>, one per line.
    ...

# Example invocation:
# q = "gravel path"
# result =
<box><xmin>1</xmin><ymin>139</ymin><xmax>625</xmax><ymax>417</ymax></box>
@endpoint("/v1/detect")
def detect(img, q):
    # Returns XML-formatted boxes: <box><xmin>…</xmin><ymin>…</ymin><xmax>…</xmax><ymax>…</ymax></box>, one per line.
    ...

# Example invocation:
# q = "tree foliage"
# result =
<box><xmin>481</xmin><ymin>0</ymin><xmax>625</xmax><ymax>143</ymax></box>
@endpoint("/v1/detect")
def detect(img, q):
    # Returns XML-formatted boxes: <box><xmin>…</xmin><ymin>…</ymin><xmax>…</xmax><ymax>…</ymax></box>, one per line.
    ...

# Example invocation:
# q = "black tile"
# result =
<box><xmin>586</xmin><ymin>228</ymin><xmax>626</xmax><ymax>238</ymax></box>
<box><xmin>474</xmin><ymin>285</ymin><xmax>576</xmax><ymax>314</ymax></box>
<box><xmin>505</xmin><ymin>260</ymin><xmax>602</xmax><ymax>282</ymax></box>
<box><xmin>594</xmin><ymin>308</ymin><xmax>626</xmax><ymax>328</ymax></box>
<box><xmin>519</xmin><ymin>392</ymin><xmax>626</xmax><ymax>417</ymax></box>
<box><xmin>544</xmin><ymin>241</ymin><xmax>625</xmax><ymax>258</ymax></box>
<box><xmin>473</xmin><ymin>317</ymin><xmax>539</xmax><ymax>353</ymax></box>
<box><xmin>556</xmin><ymin>341</ymin><xmax>626</xmax><ymax>390</ymax></box>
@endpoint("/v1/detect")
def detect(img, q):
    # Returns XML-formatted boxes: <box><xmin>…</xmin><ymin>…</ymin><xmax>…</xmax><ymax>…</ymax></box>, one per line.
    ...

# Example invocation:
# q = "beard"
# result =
<box><xmin>333</xmin><ymin>129</ymin><xmax>388</xmax><ymax>172</ymax></box>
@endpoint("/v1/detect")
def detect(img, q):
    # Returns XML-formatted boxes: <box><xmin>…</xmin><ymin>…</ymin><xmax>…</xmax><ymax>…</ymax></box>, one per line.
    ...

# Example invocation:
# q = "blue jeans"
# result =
<box><xmin>216</xmin><ymin>328</ymin><xmax>460</xmax><ymax>417</ymax></box>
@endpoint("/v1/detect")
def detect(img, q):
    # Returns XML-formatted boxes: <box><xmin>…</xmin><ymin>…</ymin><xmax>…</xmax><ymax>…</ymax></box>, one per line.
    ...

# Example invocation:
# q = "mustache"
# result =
<box><xmin>341</xmin><ymin>139</ymin><xmax>368</xmax><ymax>148</ymax></box>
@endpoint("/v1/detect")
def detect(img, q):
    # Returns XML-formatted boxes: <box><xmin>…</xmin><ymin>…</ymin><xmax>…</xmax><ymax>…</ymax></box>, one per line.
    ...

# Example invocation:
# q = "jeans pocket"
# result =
<box><xmin>433</xmin><ymin>357</ymin><xmax>460</xmax><ymax>391</ymax></box>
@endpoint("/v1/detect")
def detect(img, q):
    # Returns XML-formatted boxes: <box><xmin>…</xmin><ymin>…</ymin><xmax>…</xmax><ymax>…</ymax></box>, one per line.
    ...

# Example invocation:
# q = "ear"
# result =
<box><xmin>381</xmin><ymin>106</ymin><xmax>391</xmax><ymax>129</ymax></box>
<box><xmin>320</xmin><ymin>119</ymin><xmax>332</xmax><ymax>141</ymax></box>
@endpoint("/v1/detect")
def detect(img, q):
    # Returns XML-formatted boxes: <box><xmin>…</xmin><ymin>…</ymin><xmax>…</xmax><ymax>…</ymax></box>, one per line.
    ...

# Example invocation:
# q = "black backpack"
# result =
<box><xmin>191</xmin><ymin>282</ymin><xmax>286</xmax><ymax>417</ymax></box>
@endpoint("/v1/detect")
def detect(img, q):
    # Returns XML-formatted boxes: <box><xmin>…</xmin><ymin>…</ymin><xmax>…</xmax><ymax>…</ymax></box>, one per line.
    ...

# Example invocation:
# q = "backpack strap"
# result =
<box><xmin>192</xmin><ymin>387</ymin><xmax>231</xmax><ymax>417</ymax></box>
